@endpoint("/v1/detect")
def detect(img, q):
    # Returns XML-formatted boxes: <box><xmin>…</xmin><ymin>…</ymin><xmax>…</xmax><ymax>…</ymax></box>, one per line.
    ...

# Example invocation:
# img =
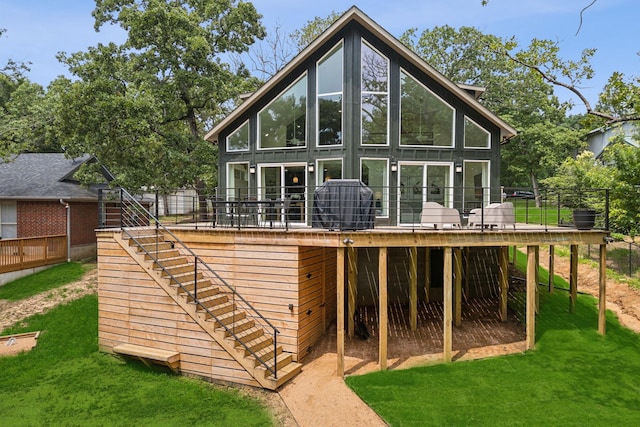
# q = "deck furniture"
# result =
<box><xmin>468</xmin><ymin>202</ymin><xmax>515</xmax><ymax>229</ymax></box>
<box><xmin>420</xmin><ymin>202</ymin><xmax>462</xmax><ymax>229</ymax></box>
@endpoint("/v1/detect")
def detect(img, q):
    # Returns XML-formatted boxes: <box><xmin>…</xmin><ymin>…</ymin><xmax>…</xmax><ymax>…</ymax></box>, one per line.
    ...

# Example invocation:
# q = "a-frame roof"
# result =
<box><xmin>205</xmin><ymin>6</ymin><xmax>517</xmax><ymax>143</ymax></box>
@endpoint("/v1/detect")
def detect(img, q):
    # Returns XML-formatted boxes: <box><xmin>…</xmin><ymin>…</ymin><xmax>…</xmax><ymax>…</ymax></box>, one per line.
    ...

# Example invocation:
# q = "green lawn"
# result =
<box><xmin>347</xmin><ymin>253</ymin><xmax>640</xmax><ymax>426</ymax></box>
<box><xmin>511</xmin><ymin>199</ymin><xmax>572</xmax><ymax>226</ymax></box>
<box><xmin>0</xmin><ymin>262</ymin><xmax>89</xmax><ymax>301</ymax></box>
<box><xmin>0</xmin><ymin>270</ymin><xmax>276</xmax><ymax>426</ymax></box>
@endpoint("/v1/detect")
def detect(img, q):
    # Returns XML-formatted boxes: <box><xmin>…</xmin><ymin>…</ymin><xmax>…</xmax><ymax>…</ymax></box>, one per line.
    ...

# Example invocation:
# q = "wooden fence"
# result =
<box><xmin>0</xmin><ymin>235</ymin><xmax>67</xmax><ymax>274</ymax></box>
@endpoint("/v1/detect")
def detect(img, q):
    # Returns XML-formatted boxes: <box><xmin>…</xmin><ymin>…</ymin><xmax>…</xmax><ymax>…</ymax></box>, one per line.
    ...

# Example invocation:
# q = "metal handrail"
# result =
<box><xmin>115</xmin><ymin>188</ymin><xmax>281</xmax><ymax>379</ymax></box>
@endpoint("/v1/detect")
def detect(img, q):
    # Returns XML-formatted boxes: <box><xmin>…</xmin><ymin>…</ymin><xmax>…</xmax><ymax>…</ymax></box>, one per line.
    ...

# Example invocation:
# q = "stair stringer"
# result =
<box><xmin>113</xmin><ymin>231</ymin><xmax>300</xmax><ymax>390</ymax></box>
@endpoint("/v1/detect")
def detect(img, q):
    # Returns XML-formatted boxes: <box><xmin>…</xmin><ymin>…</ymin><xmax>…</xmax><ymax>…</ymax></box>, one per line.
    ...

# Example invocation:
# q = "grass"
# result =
<box><xmin>511</xmin><ymin>199</ymin><xmax>572</xmax><ymax>226</ymax></box>
<box><xmin>0</xmin><ymin>262</ymin><xmax>90</xmax><ymax>301</ymax></box>
<box><xmin>0</xmin><ymin>271</ymin><xmax>277</xmax><ymax>426</ymax></box>
<box><xmin>347</xmin><ymin>251</ymin><xmax>640</xmax><ymax>426</ymax></box>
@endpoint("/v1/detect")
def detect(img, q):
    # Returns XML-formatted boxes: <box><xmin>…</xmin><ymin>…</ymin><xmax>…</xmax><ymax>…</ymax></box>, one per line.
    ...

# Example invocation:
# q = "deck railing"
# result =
<box><xmin>107</xmin><ymin>185</ymin><xmax>610</xmax><ymax>232</ymax></box>
<box><xmin>105</xmin><ymin>189</ymin><xmax>282</xmax><ymax>379</ymax></box>
<box><xmin>0</xmin><ymin>235</ymin><xmax>67</xmax><ymax>274</ymax></box>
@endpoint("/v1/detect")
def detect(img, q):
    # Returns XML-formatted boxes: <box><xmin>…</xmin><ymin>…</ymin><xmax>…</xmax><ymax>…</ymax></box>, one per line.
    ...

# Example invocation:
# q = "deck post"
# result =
<box><xmin>526</xmin><ymin>246</ymin><xmax>537</xmax><ymax>350</ymax></box>
<box><xmin>548</xmin><ymin>245</ymin><xmax>555</xmax><ymax>294</ymax></box>
<box><xmin>454</xmin><ymin>248</ymin><xmax>462</xmax><ymax>328</ymax></box>
<box><xmin>336</xmin><ymin>246</ymin><xmax>345</xmax><ymax>377</ymax></box>
<box><xmin>379</xmin><ymin>247</ymin><xmax>388</xmax><ymax>370</ymax></box>
<box><xmin>535</xmin><ymin>246</ymin><xmax>540</xmax><ymax>313</ymax></box>
<box><xmin>443</xmin><ymin>247</ymin><xmax>453</xmax><ymax>362</ymax></box>
<box><xmin>599</xmin><ymin>244</ymin><xmax>607</xmax><ymax>335</ymax></box>
<box><xmin>409</xmin><ymin>246</ymin><xmax>418</xmax><ymax>331</ymax></box>
<box><xmin>570</xmin><ymin>244</ymin><xmax>578</xmax><ymax>313</ymax></box>
<box><xmin>424</xmin><ymin>248</ymin><xmax>431</xmax><ymax>303</ymax></box>
<box><xmin>347</xmin><ymin>246</ymin><xmax>358</xmax><ymax>338</ymax></box>
<box><xmin>499</xmin><ymin>246</ymin><xmax>509</xmax><ymax>322</ymax></box>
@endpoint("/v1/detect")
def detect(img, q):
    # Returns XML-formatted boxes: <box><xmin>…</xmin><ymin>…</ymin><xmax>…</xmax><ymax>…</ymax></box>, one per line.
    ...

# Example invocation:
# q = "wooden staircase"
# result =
<box><xmin>115</xmin><ymin>229</ymin><xmax>301</xmax><ymax>390</ymax></box>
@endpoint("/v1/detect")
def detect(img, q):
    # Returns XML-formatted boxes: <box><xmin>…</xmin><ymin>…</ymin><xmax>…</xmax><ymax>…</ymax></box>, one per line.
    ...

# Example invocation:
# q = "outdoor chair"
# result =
<box><xmin>420</xmin><ymin>202</ymin><xmax>462</xmax><ymax>229</ymax></box>
<box><xmin>468</xmin><ymin>202</ymin><xmax>515</xmax><ymax>229</ymax></box>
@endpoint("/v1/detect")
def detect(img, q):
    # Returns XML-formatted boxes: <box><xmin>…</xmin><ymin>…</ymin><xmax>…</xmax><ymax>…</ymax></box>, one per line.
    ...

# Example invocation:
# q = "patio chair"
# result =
<box><xmin>420</xmin><ymin>202</ymin><xmax>462</xmax><ymax>229</ymax></box>
<box><xmin>468</xmin><ymin>202</ymin><xmax>515</xmax><ymax>229</ymax></box>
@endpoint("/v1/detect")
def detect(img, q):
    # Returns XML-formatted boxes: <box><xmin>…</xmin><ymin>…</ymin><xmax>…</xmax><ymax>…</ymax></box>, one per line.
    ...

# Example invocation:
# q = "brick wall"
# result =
<box><xmin>17</xmin><ymin>200</ymin><xmax>98</xmax><ymax>246</ymax></box>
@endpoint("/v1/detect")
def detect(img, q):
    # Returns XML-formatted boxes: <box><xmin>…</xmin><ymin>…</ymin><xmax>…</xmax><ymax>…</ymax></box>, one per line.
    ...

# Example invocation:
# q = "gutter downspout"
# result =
<box><xmin>60</xmin><ymin>199</ymin><xmax>71</xmax><ymax>262</ymax></box>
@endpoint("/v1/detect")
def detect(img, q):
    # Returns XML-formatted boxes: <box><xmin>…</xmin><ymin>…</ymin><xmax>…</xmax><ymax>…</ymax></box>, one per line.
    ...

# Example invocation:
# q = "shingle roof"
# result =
<box><xmin>0</xmin><ymin>153</ymin><xmax>109</xmax><ymax>201</ymax></box>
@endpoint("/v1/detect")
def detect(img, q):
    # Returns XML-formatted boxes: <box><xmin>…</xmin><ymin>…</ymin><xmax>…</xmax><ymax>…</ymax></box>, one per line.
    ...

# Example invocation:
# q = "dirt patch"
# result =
<box><xmin>0</xmin><ymin>267</ymin><xmax>98</xmax><ymax>333</ymax></box>
<box><xmin>538</xmin><ymin>247</ymin><xmax>640</xmax><ymax>333</ymax></box>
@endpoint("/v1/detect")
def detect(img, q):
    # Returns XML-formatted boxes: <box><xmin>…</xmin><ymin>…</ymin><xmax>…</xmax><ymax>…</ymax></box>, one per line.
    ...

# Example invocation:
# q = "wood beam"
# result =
<box><xmin>336</xmin><ymin>247</ymin><xmax>345</xmax><ymax>377</ymax></box>
<box><xmin>535</xmin><ymin>245</ymin><xmax>540</xmax><ymax>313</ymax></box>
<box><xmin>526</xmin><ymin>246</ymin><xmax>537</xmax><ymax>350</ymax></box>
<box><xmin>347</xmin><ymin>246</ymin><xmax>357</xmax><ymax>338</ymax></box>
<box><xmin>443</xmin><ymin>247</ymin><xmax>453</xmax><ymax>362</ymax></box>
<box><xmin>454</xmin><ymin>248</ymin><xmax>462</xmax><ymax>328</ymax></box>
<box><xmin>499</xmin><ymin>246</ymin><xmax>509</xmax><ymax>322</ymax></box>
<box><xmin>570</xmin><ymin>244</ymin><xmax>578</xmax><ymax>313</ymax></box>
<box><xmin>548</xmin><ymin>245</ymin><xmax>555</xmax><ymax>294</ymax></box>
<box><xmin>599</xmin><ymin>244</ymin><xmax>607</xmax><ymax>335</ymax></box>
<box><xmin>379</xmin><ymin>247</ymin><xmax>388</xmax><ymax>370</ymax></box>
<box><xmin>409</xmin><ymin>246</ymin><xmax>418</xmax><ymax>331</ymax></box>
<box><xmin>424</xmin><ymin>248</ymin><xmax>431</xmax><ymax>303</ymax></box>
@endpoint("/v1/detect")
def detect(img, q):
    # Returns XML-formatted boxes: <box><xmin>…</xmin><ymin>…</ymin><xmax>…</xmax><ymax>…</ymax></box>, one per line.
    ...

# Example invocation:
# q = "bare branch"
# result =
<box><xmin>503</xmin><ymin>49</ymin><xmax>640</xmax><ymax>125</ymax></box>
<box><xmin>576</xmin><ymin>0</ymin><xmax>597</xmax><ymax>36</ymax></box>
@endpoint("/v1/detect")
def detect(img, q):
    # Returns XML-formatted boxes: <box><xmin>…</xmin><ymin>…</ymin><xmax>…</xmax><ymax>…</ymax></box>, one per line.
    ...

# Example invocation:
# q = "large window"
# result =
<box><xmin>400</xmin><ymin>70</ymin><xmax>454</xmax><ymax>147</ymax></box>
<box><xmin>317</xmin><ymin>159</ymin><xmax>342</xmax><ymax>184</ymax></box>
<box><xmin>361</xmin><ymin>159</ymin><xmax>388</xmax><ymax>217</ymax></box>
<box><xmin>398</xmin><ymin>163</ymin><xmax>452</xmax><ymax>224</ymax></box>
<box><xmin>226</xmin><ymin>120</ymin><xmax>249</xmax><ymax>152</ymax></box>
<box><xmin>361</xmin><ymin>40</ymin><xmax>389</xmax><ymax>145</ymax></box>
<box><xmin>317</xmin><ymin>43</ymin><xmax>343</xmax><ymax>146</ymax></box>
<box><xmin>259</xmin><ymin>75</ymin><xmax>307</xmax><ymax>149</ymax></box>
<box><xmin>0</xmin><ymin>201</ymin><xmax>17</xmax><ymax>239</ymax></box>
<box><xmin>227</xmin><ymin>163</ymin><xmax>249</xmax><ymax>200</ymax></box>
<box><xmin>463</xmin><ymin>161</ymin><xmax>490</xmax><ymax>210</ymax></box>
<box><xmin>464</xmin><ymin>116</ymin><xmax>491</xmax><ymax>148</ymax></box>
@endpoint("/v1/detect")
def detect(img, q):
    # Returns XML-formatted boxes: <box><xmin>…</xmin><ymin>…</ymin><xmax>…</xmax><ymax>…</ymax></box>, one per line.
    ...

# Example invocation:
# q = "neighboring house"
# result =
<box><xmin>205</xmin><ymin>7</ymin><xmax>516</xmax><ymax>225</ymax></box>
<box><xmin>0</xmin><ymin>153</ymin><xmax>112</xmax><ymax>260</ymax></box>
<box><xmin>587</xmin><ymin>121</ymin><xmax>639</xmax><ymax>159</ymax></box>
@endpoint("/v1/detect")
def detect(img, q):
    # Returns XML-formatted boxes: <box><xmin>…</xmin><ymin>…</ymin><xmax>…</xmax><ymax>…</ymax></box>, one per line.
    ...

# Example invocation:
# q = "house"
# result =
<box><xmin>0</xmin><ymin>153</ymin><xmax>112</xmax><ymax>261</ymax></box>
<box><xmin>587</xmin><ymin>121</ymin><xmax>639</xmax><ymax>159</ymax></box>
<box><xmin>96</xmin><ymin>7</ymin><xmax>609</xmax><ymax>391</ymax></box>
<box><xmin>205</xmin><ymin>7</ymin><xmax>516</xmax><ymax>225</ymax></box>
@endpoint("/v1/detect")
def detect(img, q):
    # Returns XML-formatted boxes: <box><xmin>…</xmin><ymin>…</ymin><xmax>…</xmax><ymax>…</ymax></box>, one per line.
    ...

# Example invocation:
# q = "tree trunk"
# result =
<box><xmin>530</xmin><ymin>171</ymin><xmax>542</xmax><ymax>208</ymax></box>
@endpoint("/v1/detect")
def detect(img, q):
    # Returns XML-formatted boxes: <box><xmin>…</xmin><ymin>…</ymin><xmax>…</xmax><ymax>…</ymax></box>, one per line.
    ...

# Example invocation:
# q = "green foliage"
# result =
<box><xmin>54</xmin><ymin>0</ymin><xmax>265</xmax><ymax>191</ymax></box>
<box><xmin>347</xmin><ymin>278</ymin><xmax>640</xmax><ymax>425</ymax></box>
<box><xmin>0</xmin><ymin>295</ymin><xmax>275</xmax><ymax>426</ymax></box>
<box><xmin>290</xmin><ymin>10</ymin><xmax>342</xmax><ymax>51</ymax></box>
<box><xmin>0</xmin><ymin>262</ymin><xmax>89</xmax><ymax>301</ymax></box>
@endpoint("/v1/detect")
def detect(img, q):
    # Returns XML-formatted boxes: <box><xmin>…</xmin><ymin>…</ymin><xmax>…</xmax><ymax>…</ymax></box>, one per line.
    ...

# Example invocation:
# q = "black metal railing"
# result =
<box><xmin>98</xmin><ymin>185</ymin><xmax>611</xmax><ymax>232</ymax></box>
<box><xmin>103</xmin><ymin>188</ymin><xmax>281</xmax><ymax>379</ymax></box>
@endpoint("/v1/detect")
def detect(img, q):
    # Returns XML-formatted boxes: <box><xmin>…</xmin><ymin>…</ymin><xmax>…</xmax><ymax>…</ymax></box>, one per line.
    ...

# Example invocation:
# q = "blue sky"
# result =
<box><xmin>1</xmin><ymin>0</ymin><xmax>638</xmax><ymax>113</ymax></box>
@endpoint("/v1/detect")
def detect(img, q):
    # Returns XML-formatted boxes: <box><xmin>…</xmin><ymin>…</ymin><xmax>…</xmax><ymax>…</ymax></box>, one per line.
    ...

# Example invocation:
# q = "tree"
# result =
<box><xmin>55</xmin><ymin>0</ymin><xmax>265</xmax><ymax>212</ymax></box>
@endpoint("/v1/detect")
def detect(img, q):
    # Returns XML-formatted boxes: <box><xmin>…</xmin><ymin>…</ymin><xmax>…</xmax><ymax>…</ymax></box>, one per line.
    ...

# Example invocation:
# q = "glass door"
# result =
<box><xmin>259</xmin><ymin>164</ymin><xmax>307</xmax><ymax>224</ymax></box>
<box><xmin>399</xmin><ymin>163</ymin><xmax>452</xmax><ymax>224</ymax></box>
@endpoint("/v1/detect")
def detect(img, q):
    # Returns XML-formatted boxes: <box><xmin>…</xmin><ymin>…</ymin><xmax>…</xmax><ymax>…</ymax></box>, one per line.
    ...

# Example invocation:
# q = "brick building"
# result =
<box><xmin>0</xmin><ymin>153</ymin><xmax>112</xmax><ymax>260</ymax></box>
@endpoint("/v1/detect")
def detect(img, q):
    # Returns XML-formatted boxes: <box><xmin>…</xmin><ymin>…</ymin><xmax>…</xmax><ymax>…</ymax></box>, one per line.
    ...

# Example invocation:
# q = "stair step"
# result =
<box><xmin>129</xmin><ymin>235</ymin><xmax>165</xmax><ymax>246</ymax></box>
<box><xmin>154</xmin><ymin>256</ymin><xmax>188</xmax><ymax>268</ymax></box>
<box><xmin>159</xmin><ymin>264</ymin><xmax>193</xmax><ymax>276</ymax></box>
<box><xmin>197</xmin><ymin>294</ymin><xmax>229</xmax><ymax>309</ymax></box>
<box><xmin>184</xmin><ymin>285</ymin><xmax>220</xmax><ymax>301</ymax></box>
<box><xmin>236</xmin><ymin>335</ymin><xmax>273</xmax><ymax>357</ymax></box>
<box><xmin>232</xmin><ymin>327</ymin><xmax>265</xmax><ymax>344</ymax></box>
<box><xmin>271</xmin><ymin>361</ymin><xmax>303</xmax><ymax>387</ymax></box>
<box><xmin>138</xmin><ymin>241</ymin><xmax>174</xmax><ymax>252</ymax></box>
<box><xmin>216</xmin><ymin>318</ymin><xmax>255</xmax><ymax>336</ymax></box>
<box><xmin>257</xmin><ymin>352</ymin><xmax>293</xmax><ymax>378</ymax></box>
<box><xmin>169</xmin><ymin>272</ymin><xmax>205</xmax><ymax>286</ymax></box>
<box><xmin>252</xmin><ymin>346</ymin><xmax>283</xmax><ymax>367</ymax></box>
<box><xmin>200</xmin><ymin>301</ymin><xmax>236</xmax><ymax>318</ymax></box>
<box><xmin>143</xmin><ymin>249</ymin><xmax>181</xmax><ymax>261</ymax></box>
<box><xmin>214</xmin><ymin>311</ymin><xmax>247</xmax><ymax>328</ymax></box>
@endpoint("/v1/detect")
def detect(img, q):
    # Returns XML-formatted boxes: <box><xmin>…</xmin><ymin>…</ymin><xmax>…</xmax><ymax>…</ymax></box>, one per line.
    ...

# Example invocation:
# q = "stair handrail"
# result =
<box><xmin>113</xmin><ymin>188</ymin><xmax>281</xmax><ymax>379</ymax></box>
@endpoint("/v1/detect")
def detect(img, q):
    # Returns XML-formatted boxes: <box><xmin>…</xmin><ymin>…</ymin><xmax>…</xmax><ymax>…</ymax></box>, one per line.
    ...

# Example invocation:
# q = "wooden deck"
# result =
<box><xmin>97</xmin><ymin>223</ymin><xmax>609</xmax><ymax>387</ymax></box>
